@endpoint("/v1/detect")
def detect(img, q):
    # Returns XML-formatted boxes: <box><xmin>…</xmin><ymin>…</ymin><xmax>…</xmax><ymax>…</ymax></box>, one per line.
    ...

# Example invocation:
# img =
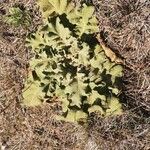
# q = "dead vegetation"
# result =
<box><xmin>0</xmin><ymin>0</ymin><xmax>150</xmax><ymax>149</ymax></box>
<box><xmin>93</xmin><ymin>0</ymin><xmax>150</xmax><ymax>113</ymax></box>
<box><xmin>88</xmin><ymin>112</ymin><xmax>150</xmax><ymax>150</ymax></box>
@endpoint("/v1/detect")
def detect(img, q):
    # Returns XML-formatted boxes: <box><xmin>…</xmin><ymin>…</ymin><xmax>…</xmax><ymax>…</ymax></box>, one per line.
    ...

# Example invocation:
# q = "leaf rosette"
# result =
<box><xmin>23</xmin><ymin>0</ymin><xmax>123</xmax><ymax>123</ymax></box>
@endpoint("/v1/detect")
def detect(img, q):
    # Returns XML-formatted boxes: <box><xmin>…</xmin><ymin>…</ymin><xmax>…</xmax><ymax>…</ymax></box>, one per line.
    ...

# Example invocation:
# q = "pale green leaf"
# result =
<box><xmin>22</xmin><ymin>82</ymin><xmax>45</xmax><ymax>106</ymax></box>
<box><xmin>88</xmin><ymin>105</ymin><xmax>104</xmax><ymax>114</ymax></box>
<box><xmin>108</xmin><ymin>87</ymin><xmax>120</xmax><ymax>95</ymax></box>
<box><xmin>88</xmin><ymin>91</ymin><xmax>106</xmax><ymax>105</ymax></box>
<box><xmin>106</xmin><ymin>97</ymin><xmax>122</xmax><ymax>116</ymax></box>
<box><xmin>110</xmin><ymin>65</ymin><xmax>123</xmax><ymax>83</ymax></box>
<box><xmin>67</xmin><ymin>4</ymin><xmax>99</xmax><ymax>36</ymax></box>
<box><xmin>78</xmin><ymin>44</ymin><xmax>90</xmax><ymax>66</ymax></box>
<box><xmin>63</xmin><ymin>110</ymin><xmax>76</xmax><ymax>122</ymax></box>
<box><xmin>109</xmin><ymin>65</ymin><xmax>123</xmax><ymax>77</ymax></box>
<box><xmin>76</xmin><ymin>111</ymin><xmax>88</xmax><ymax>121</ymax></box>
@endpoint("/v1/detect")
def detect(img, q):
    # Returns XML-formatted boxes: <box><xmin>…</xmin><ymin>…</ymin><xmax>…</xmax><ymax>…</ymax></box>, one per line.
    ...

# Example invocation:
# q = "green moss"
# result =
<box><xmin>4</xmin><ymin>6</ymin><xmax>31</xmax><ymax>27</ymax></box>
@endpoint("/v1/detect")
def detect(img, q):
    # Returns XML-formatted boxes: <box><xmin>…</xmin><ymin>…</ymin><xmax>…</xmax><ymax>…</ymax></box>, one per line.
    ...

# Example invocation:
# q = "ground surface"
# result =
<box><xmin>0</xmin><ymin>0</ymin><xmax>150</xmax><ymax>150</ymax></box>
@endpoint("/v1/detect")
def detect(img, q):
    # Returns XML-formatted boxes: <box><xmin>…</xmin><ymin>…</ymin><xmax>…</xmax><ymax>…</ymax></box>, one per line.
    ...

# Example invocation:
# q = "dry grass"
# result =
<box><xmin>0</xmin><ymin>1</ymin><xmax>87</xmax><ymax>149</ymax></box>
<box><xmin>88</xmin><ymin>112</ymin><xmax>150</xmax><ymax>150</ymax></box>
<box><xmin>93</xmin><ymin>0</ymin><xmax>150</xmax><ymax>113</ymax></box>
<box><xmin>0</xmin><ymin>0</ymin><xmax>150</xmax><ymax>149</ymax></box>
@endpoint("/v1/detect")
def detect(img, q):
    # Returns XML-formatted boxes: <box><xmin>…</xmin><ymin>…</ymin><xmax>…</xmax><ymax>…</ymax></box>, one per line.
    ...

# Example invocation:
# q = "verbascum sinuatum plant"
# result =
<box><xmin>23</xmin><ymin>0</ymin><xmax>123</xmax><ymax>123</ymax></box>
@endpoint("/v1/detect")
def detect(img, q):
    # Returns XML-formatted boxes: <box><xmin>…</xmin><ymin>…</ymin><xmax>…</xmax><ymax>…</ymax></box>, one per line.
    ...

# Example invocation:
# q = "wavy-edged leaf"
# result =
<box><xmin>88</xmin><ymin>105</ymin><xmax>104</xmax><ymax>114</ymax></box>
<box><xmin>106</xmin><ymin>97</ymin><xmax>122</xmax><ymax>116</ymax></box>
<box><xmin>56</xmin><ymin>110</ymin><xmax>87</xmax><ymax>122</ymax></box>
<box><xmin>110</xmin><ymin>65</ymin><xmax>123</xmax><ymax>83</ymax></box>
<box><xmin>22</xmin><ymin>82</ymin><xmax>45</xmax><ymax>106</ymax></box>
<box><xmin>67</xmin><ymin>4</ymin><xmax>99</xmax><ymax>36</ymax></box>
<box><xmin>37</xmin><ymin>0</ymin><xmax>74</xmax><ymax>20</ymax></box>
<box><xmin>88</xmin><ymin>91</ymin><xmax>106</xmax><ymax>105</ymax></box>
<box><xmin>24</xmin><ymin>1</ymin><xmax>123</xmax><ymax>123</ymax></box>
<box><xmin>26</xmin><ymin>17</ymin><xmax>78</xmax><ymax>52</ymax></box>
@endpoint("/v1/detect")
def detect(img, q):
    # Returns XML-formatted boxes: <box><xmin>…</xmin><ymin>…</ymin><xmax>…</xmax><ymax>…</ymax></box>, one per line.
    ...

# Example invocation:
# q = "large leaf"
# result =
<box><xmin>67</xmin><ymin>4</ymin><xmax>99</xmax><ymax>36</ymax></box>
<box><xmin>37</xmin><ymin>0</ymin><xmax>74</xmax><ymax>20</ymax></box>
<box><xmin>58</xmin><ymin>72</ymin><xmax>88</xmax><ymax>108</ymax></box>
<box><xmin>27</xmin><ymin>17</ymin><xmax>78</xmax><ymax>52</ymax></box>
<box><xmin>38</xmin><ymin>0</ymin><xmax>99</xmax><ymax>36</ymax></box>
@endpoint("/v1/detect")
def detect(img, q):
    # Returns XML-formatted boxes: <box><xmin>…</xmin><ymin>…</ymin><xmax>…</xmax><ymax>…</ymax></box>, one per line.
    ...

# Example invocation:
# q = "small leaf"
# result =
<box><xmin>78</xmin><ymin>44</ymin><xmax>90</xmax><ymax>66</ymax></box>
<box><xmin>76</xmin><ymin>111</ymin><xmax>88</xmax><ymax>122</ymax></box>
<box><xmin>110</xmin><ymin>65</ymin><xmax>123</xmax><ymax>83</ymax></box>
<box><xmin>106</xmin><ymin>97</ymin><xmax>122</xmax><ymax>116</ymax></box>
<box><xmin>108</xmin><ymin>87</ymin><xmax>120</xmax><ymax>95</ymax></box>
<box><xmin>61</xmin><ymin>97</ymin><xmax>70</xmax><ymax>112</ymax></box>
<box><xmin>63</xmin><ymin>110</ymin><xmax>76</xmax><ymax>122</ymax></box>
<box><xmin>22</xmin><ymin>82</ymin><xmax>45</xmax><ymax>106</ymax></box>
<box><xmin>88</xmin><ymin>91</ymin><xmax>106</xmax><ymax>105</ymax></box>
<box><xmin>37</xmin><ymin>0</ymin><xmax>74</xmax><ymax>20</ymax></box>
<box><xmin>88</xmin><ymin>105</ymin><xmax>104</xmax><ymax>114</ymax></box>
